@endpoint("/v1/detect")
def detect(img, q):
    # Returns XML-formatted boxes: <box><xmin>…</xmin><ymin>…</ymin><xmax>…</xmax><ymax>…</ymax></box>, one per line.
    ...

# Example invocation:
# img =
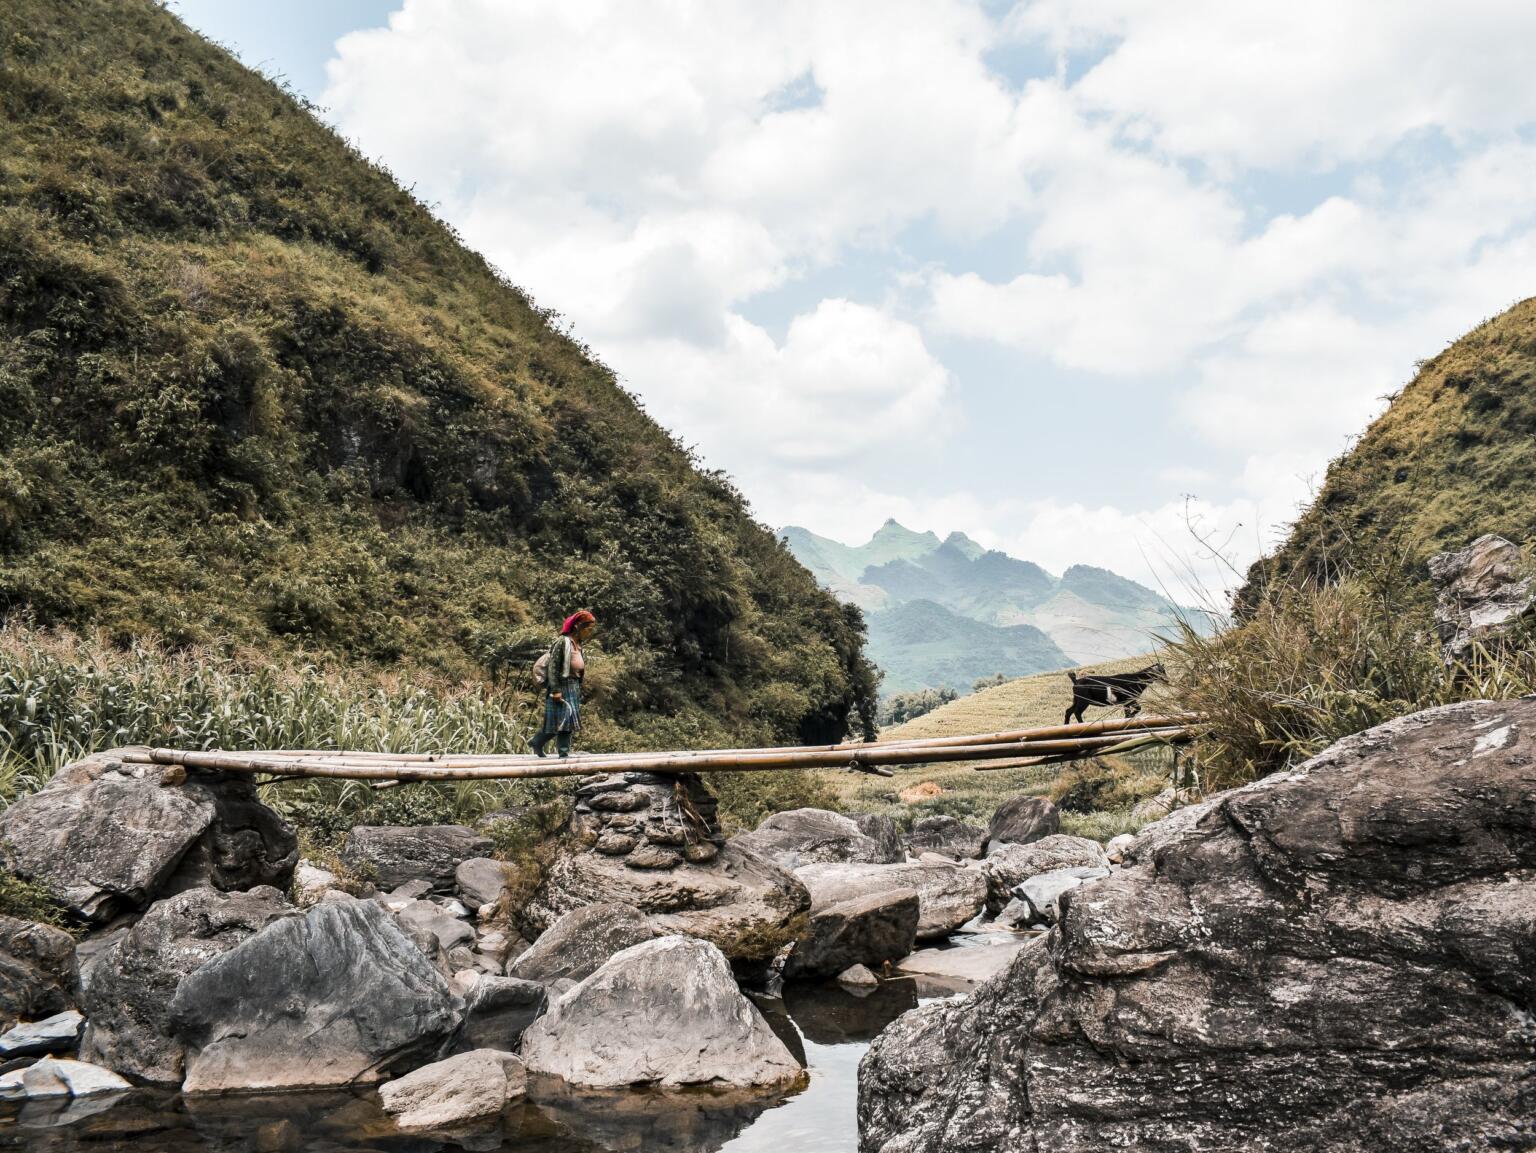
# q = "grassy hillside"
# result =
<box><xmin>822</xmin><ymin>653</ymin><xmax>1173</xmax><ymax>837</ymax></box>
<box><xmin>1237</xmin><ymin>297</ymin><xmax>1536</xmax><ymax>611</ymax></box>
<box><xmin>0</xmin><ymin>0</ymin><xmax>877</xmax><ymax>750</ymax></box>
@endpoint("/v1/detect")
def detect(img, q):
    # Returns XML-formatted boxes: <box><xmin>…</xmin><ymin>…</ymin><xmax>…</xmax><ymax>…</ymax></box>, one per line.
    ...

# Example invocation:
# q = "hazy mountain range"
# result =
<box><xmin>782</xmin><ymin>520</ymin><xmax>1196</xmax><ymax>695</ymax></box>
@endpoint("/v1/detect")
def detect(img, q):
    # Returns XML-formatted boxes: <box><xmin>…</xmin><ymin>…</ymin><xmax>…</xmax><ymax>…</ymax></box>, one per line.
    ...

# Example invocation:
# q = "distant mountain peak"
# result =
<box><xmin>942</xmin><ymin>531</ymin><xmax>985</xmax><ymax>560</ymax></box>
<box><xmin>781</xmin><ymin>519</ymin><xmax>1205</xmax><ymax>689</ymax></box>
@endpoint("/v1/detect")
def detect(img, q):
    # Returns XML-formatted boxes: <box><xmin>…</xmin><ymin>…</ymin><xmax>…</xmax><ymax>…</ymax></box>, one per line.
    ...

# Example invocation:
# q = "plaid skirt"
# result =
<box><xmin>542</xmin><ymin>680</ymin><xmax>581</xmax><ymax>734</ymax></box>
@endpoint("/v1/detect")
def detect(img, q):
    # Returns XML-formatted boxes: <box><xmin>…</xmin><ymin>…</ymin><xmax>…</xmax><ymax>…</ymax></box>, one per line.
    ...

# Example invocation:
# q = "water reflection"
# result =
<box><xmin>0</xmin><ymin>980</ymin><xmax>926</xmax><ymax>1153</ymax></box>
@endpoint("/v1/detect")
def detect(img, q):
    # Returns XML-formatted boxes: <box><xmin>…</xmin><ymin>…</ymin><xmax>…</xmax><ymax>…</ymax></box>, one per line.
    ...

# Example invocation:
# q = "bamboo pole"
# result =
<box><xmin>128</xmin><ymin>725</ymin><xmax>1192</xmax><ymax>782</ymax></box>
<box><xmin>255</xmin><ymin>713</ymin><xmax>1198</xmax><ymax>767</ymax></box>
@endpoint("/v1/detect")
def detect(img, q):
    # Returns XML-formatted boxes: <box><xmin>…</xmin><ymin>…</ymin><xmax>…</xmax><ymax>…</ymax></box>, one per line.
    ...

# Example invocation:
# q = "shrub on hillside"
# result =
<box><xmin>1169</xmin><ymin>542</ymin><xmax>1536</xmax><ymax>789</ymax></box>
<box><xmin>878</xmin><ymin>687</ymin><xmax>958</xmax><ymax>727</ymax></box>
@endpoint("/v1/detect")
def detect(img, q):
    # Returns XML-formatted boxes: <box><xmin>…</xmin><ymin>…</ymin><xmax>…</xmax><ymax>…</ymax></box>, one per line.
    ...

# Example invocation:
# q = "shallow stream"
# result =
<box><xmin>0</xmin><ymin>976</ymin><xmax>929</xmax><ymax>1153</ymax></box>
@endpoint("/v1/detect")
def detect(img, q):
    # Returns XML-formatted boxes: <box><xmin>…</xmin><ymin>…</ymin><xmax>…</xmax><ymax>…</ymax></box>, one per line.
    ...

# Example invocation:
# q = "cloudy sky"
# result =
<box><xmin>172</xmin><ymin>1</ymin><xmax>1536</xmax><ymax>600</ymax></box>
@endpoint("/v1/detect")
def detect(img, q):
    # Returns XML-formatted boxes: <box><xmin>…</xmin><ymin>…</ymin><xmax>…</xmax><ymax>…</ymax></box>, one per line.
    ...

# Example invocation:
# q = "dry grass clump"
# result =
<box><xmin>1168</xmin><ymin>546</ymin><xmax>1536</xmax><ymax>790</ymax></box>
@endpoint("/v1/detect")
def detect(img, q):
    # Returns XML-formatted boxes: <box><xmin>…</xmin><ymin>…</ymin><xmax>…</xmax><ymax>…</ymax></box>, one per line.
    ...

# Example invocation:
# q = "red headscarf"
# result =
<box><xmin>561</xmin><ymin>610</ymin><xmax>596</xmax><ymax>635</ymax></box>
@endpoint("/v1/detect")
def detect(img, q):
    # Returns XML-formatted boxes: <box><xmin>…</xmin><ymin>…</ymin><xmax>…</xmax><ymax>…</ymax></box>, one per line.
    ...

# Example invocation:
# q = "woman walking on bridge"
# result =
<box><xmin>530</xmin><ymin>610</ymin><xmax>596</xmax><ymax>758</ymax></box>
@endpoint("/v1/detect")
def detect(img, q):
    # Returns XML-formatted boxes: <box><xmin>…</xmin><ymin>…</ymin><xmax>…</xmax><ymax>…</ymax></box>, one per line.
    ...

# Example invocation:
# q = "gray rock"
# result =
<box><xmin>1429</xmin><ymin>533</ymin><xmax>1536</xmax><ymax>664</ymax></box>
<box><xmin>457</xmin><ymin>975</ymin><xmax>546</xmax><ymax>1050</ymax></box>
<box><xmin>379</xmin><ymin>1048</ymin><xmax>525</xmax><ymax>1131</ymax></box>
<box><xmin>0</xmin><ymin>916</ymin><xmax>77</xmax><ymax>1026</ymax></box>
<box><xmin>982</xmin><ymin>794</ymin><xmax>1060</xmax><ymax>852</ymax></box>
<box><xmin>1104</xmin><ymin>832</ymin><xmax>1135</xmax><ymax>863</ymax></box>
<box><xmin>980</xmin><ymin>835</ymin><xmax>1108</xmax><ymax>913</ymax></box>
<box><xmin>793</xmin><ymin>861</ymin><xmax>986</xmax><ymax>941</ymax></box>
<box><xmin>993</xmin><ymin>896</ymin><xmax>1035</xmax><ymax>930</ymax></box>
<box><xmin>520</xmin><ymin>936</ymin><xmax>803</xmax><ymax>1089</ymax></box>
<box><xmin>390</xmin><ymin>879</ymin><xmax>435</xmax><ymax>901</ymax></box>
<box><xmin>395</xmin><ymin>899</ymin><xmax>476</xmax><ymax>953</ymax></box>
<box><xmin>860</xmin><ymin>699</ymin><xmax>1536</xmax><ymax>1153</ymax></box>
<box><xmin>627</xmin><ymin>843</ymin><xmax>682</xmax><ymax>869</ymax></box>
<box><xmin>163</xmin><ymin>770</ymin><xmax>299</xmax><ymax>896</ymax></box>
<box><xmin>905</xmin><ymin>815</ymin><xmax>986</xmax><ymax>860</ymax></box>
<box><xmin>849</xmin><ymin>813</ymin><xmax>903</xmax><ymax>862</ymax></box>
<box><xmin>733</xmin><ymin>808</ymin><xmax>903</xmax><ymax>870</ymax></box>
<box><xmin>895</xmin><ymin>937</ymin><xmax>1032</xmax><ymax>994</ymax></box>
<box><xmin>0</xmin><ymin>1058</ymin><xmax>130</xmax><ymax>1100</ymax></box>
<box><xmin>527</xmin><ymin>843</ymin><xmax>809</xmax><ymax>964</ymax></box>
<box><xmin>508</xmin><ymin>902</ymin><xmax>657</xmax><ymax>985</ymax></box>
<box><xmin>340</xmin><ymin>825</ymin><xmax>493</xmax><ymax>892</ymax></box>
<box><xmin>783</xmin><ymin>889</ymin><xmax>919</xmax><ymax>980</ymax></box>
<box><xmin>837</xmin><ymin>963</ymin><xmax>880</xmax><ymax>989</ymax></box>
<box><xmin>0</xmin><ymin>755</ymin><xmax>296</xmax><ymax>923</ymax></box>
<box><xmin>170</xmin><ymin>897</ymin><xmax>462</xmax><ymax>1092</ymax></box>
<box><xmin>291</xmin><ymin>862</ymin><xmax>338</xmax><ymax>907</ymax></box>
<box><xmin>1016</xmin><ymin>865</ymin><xmax>1111</xmax><ymax>923</ymax></box>
<box><xmin>434</xmin><ymin>896</ymin><xmax>470</xmax><ymax>919</ymax></box>
<box><xmin>455</xmin><ymin>858</ymin><xmax>509</xmax><ymax>908</ymax></box>
<box><xmin>79</xmin><ymin>885</ymin><xmax>293</xmax><ymax>1084</ymax></box>
<box><xmin>0</xmin><ymin>1009</ymin><xmax>83</xmax><ymax>1057</ymax></box>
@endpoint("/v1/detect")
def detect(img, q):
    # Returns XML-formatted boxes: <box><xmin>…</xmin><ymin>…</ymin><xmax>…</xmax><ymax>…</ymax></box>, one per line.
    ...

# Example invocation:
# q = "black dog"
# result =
<box><xmin>1064</xmin><ymin>663</ymin><xmax>1166</xmax><ymax>724</ymax></box>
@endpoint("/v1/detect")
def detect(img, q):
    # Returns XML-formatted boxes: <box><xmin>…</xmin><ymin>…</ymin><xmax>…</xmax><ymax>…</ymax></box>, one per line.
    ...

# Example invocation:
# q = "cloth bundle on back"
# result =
<box><xmin>531</xmin><ymin>610</ymin><xmax>597</xmax><ymax>758</ymax></box>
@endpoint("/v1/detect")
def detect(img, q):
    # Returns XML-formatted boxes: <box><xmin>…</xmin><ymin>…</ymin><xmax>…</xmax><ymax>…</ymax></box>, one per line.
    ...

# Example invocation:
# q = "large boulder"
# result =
<box><xmin>849</xmin><ymin>813</ymin><xmax>904</xmax><ymax>862</ymax></box>
<box><xmin>527</xmin><ymin>842</ymin><xmax>809</xmax><ymax>963</ymax></box>
<box><xmin>0</xmin><ymin>915</ymin><xmax>77</xmax><ymax>1027</ymax></box>
<box><xmin>170</xmin><ymin>897</ymin><xmax>462</xmax><ymax>1092</ymax></box>
<box><xmin>456</xmin><ymin>975</ymin><xmax>546</xmax><ymax>1050</ymax></box>
<box><xmin>0</xmin><ymin>1058</ymin><xmax>129</xmax><ymax>1100</ymax></box>
<box><xmin>980</xmin><ymin>834</ymin><xmax>1108</xmax><ymax>913</ymax></box>
<box><xmin>0</xmin><ymin>754</ymin><xmax>296</xmax><ymax>923</ymax></box>
<box><xmin>783</xmin><ymin>889</ymin><xmax>919</xmax><ymax>980</ymax></box>
<box><xmin>860</xmin><ymin>700</ymin><xmax>1536</xmax><ymax>1153</ymax></box>
<box><xmin>79</xmin><ymin>885</ymin><xmax>293</xmax><ymax>1084</ymax></box>
<box><xmin>340</xmin><ymin>825</ymin><xmax>493</xmax><ymax>892</ymax></box>
<box><xmin>1015</xmin><ymin>865</ymin><xmax>1112</xmax><ymax>924</ymax></box>
<box><xmin>520</xmin><ymin>935</ymin><xmax>803</xmax><ymax>1089</ymax></box>
<box><xmin>793</xmin><ymin>861</ymin><xmax>986</xmax><ymax>941</ymax></box>
<box><xmin>906</xmin><ymin>815</ymin><xmax>986</xmax><ymax>860</ymax></box>
<box><xmin>733</xmin><ymin>808</ymin><xmax>903</xmax><ymax>869</ymax></box>
<box><xmin>379</xmin><ymin>1048</ymin><xmax>525</xmax><ymax>1131</ymax></box>
<box><xmin>1429</xmin><ymin>533</ymin><xmax>1536</xmax><ymax>665</ymax></box>
<box><xmin>0</xmin><ymin>1009</ymin><xmax>84</xmax><ymax>1057</ymax></box>
<box><xmin>982</xmin><ymin>794</ymin><xmax>1059</xmax><ymax>852</ymax></box>
<box><xmin>508</xmin><ymin>902</ymin><xmax>657</xmax><ymax>985</ymax></box>
<box><xmin>454</xmin><ymin>857</ymin><xmax>510</xmax><ymax>908</ymax></box>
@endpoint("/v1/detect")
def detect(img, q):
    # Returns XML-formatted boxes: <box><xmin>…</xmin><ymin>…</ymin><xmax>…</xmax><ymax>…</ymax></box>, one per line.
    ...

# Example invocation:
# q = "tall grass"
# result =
<box><xmin>0</xmin><ymin>623</ymin><xmax>837</xmax><ymax>843</ymax></box>
<box><xmin>1166</xmin><ymin>553</ymin><xmax>1536</xmax><ymax>790</ymax></box>
<box><xmin>0</xmin><ymin>623</ymin><xmax>569</xmax><ymax>841</ymax></box>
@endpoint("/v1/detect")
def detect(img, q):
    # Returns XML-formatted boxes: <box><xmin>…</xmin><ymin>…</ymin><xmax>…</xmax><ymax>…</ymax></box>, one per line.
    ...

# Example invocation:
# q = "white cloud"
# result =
<box><xmin>316</xmin><ymin>0</ymin><xmax>1536</xmax><ymax>602</ymax></box>
<box><xmin>616</xmin><ymin>299</ymin><xmax>953</xmax><ymax>473</ymax></box>
<box><xmin>1012</xmin><ymin>1</ymin><xmax>1536</xmax><ymax>169</ymax></box>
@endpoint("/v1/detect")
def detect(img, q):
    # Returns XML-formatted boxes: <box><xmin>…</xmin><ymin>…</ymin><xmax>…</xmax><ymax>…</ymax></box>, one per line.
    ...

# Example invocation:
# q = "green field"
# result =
<box><xmin>820</xmin><ymin>654</ymin><xmax>1177</xmax><ymax>839</ymax></box>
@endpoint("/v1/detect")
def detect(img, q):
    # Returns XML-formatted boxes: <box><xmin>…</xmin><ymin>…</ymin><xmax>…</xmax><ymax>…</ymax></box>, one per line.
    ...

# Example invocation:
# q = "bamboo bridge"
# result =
<box><xmin>122</xmin><ymin>714</ymin><xmax>1199</xmax><ymax>783</ymax></box>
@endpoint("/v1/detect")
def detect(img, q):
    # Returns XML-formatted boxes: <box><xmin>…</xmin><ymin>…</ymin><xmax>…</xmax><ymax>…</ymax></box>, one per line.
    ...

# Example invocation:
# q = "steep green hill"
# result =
<box><xmin>864</xmin><ymin>599</ymin><xmax>1068</xmax><ymax>695</ymax></box>
<box><xmin>1238</xmin><ymin>298</ymin><xmax>1536</xmax><ymax>611</ymax></box>
<box><xmin>0</xmin><ymin>0</ymin><xmax>877</xmax><ymax>748</ymax></box>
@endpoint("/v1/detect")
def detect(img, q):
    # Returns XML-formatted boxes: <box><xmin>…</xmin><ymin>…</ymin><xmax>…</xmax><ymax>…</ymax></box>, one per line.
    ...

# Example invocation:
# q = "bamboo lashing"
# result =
<box><xmin>122</xmin><ymin>714</ymin><xmax>1198</xmax><ymax>782</ymax></box>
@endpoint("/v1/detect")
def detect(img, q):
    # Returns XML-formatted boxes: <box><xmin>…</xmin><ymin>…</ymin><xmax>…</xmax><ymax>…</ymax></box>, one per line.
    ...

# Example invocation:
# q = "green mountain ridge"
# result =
<box><xmin>783</xmin><ymin>521</ymin><xmax>1194</xmax><ymax>693</ymax></box>
<box><xmin>0</xmin><ymin>0</ymin><xmax>877</xmax><ymax>748</ymax></box>
<box><xmin>865</xmin><ymin>599</ymin><xmax>1069</xmax><ymax>697</ymax></box>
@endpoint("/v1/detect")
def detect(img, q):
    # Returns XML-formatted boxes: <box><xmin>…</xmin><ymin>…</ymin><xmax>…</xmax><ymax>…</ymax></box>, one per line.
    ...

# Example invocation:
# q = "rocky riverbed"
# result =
<box><xmin>1</xmin><ymin>699</ymin><xmax>1531</xmax><ymax>1151</ymax></box>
